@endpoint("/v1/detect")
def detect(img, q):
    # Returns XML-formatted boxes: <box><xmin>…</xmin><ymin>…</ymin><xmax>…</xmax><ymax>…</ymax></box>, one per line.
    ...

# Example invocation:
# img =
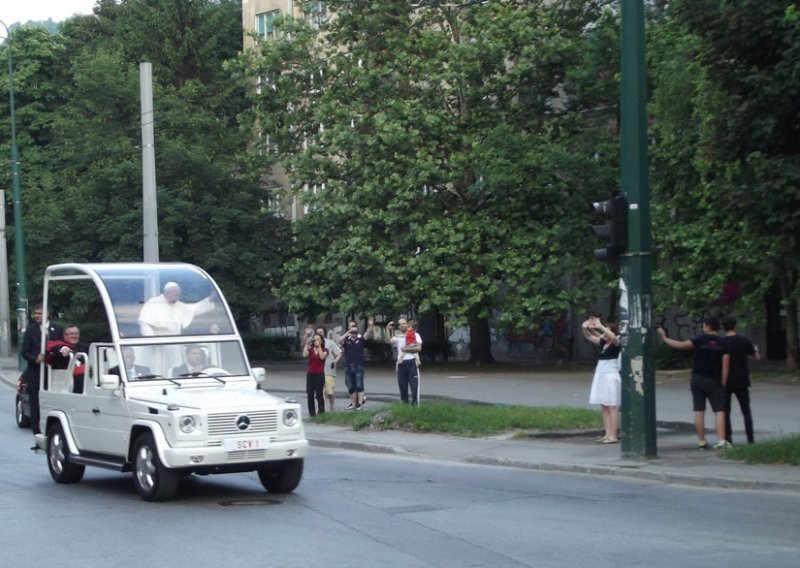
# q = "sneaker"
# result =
<box><xmin>345</xmin><ymin>403</ymin><xmax>355</xmax><ymax>411</ymax></box>
<box><xmin>354</xmin><ymin>404</ymin><xmax>362</xmax><ymax>411</ymax></box>
<box><xmin>697</xmin><ymin>440</ymin><xmax>709</xmax><ymax>450</ymax></box>
<box><xmin>601</xmin><ymin>437</ymin><xmax>619</xmax><ymax>444</ymax></box>
<box><xmin>714</xmin><ymin>440</ymin><xmax>732</xmax><ymax>450</ymax></box>
<box><xmin>30</xmin><ymin>445</ymin><xmax>41</xmax><ymax>451</ymax></box>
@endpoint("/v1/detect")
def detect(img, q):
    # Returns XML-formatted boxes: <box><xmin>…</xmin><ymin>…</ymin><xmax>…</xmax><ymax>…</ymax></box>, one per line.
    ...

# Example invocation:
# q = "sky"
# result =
<box><xmin>2</xmin><ymin>0</ymin><xmax>98</xmax><ymax>27</ymax></box>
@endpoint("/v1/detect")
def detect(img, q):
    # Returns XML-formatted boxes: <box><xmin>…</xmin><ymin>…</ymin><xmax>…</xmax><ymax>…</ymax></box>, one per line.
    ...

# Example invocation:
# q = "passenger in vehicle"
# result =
<box><xmin>138</xmin><ymin>282</ymin><xmax>217</xmax><ymax>336</ymax></box>
<box><xmin>46</xmin><ymin>325</ymin><xmax>88</xmax><ymax>394</ymax></box>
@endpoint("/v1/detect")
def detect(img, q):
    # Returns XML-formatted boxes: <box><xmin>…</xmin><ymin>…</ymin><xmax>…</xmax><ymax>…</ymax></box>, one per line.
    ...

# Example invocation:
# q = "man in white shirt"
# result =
<box><xmin>386</xmin><ymin>318</ymin><xmax>422</xmax><ymax>405</ymax></box>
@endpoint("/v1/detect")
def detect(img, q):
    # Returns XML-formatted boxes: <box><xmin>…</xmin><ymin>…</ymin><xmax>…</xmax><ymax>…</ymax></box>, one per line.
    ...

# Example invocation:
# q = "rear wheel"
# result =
<box><xmin>132</xmin><ymin>432</ymin><xmax>179</xmax><ymax>501</ymax></box>
<box><xmin>258</xmin><ymin>458</ymin><xmax>303</xmax><ymax>493</ymax></box>
<box><xmin>15</xmin><ymin>395</ymin><xmax>31</xmax><ymax>428</ymax></box>
<box><xmin>47</xmin><ymin>422</ymin><xmax>85</xmax><ymax>483</ymax></box>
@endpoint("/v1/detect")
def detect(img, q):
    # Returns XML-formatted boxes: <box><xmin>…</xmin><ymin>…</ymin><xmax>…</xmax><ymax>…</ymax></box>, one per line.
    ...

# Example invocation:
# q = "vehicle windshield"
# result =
<box><xmin>101</xmin><ymin>340</ymin><xmax>249</xmax><ymax>381</ymax></box>
<box><xmin>94</xmin><ymin>264</ymin><xmax>235</xmax><ymax>338</ymax></box>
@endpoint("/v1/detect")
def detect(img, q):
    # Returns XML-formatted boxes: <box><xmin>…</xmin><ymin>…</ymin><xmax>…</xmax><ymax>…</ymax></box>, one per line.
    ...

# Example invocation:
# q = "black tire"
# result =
<box><xmin>15</xmin><ymin>395</ymin><xmax>31</xmax><ymax>429</ymax></box>
<box><xmin>258</xmin><ymin>458</ymin><xmax>303</xmax><ymax>493</ymax></box>
<box><xmin>47</xmin><ymin>422</ymin><xmax>85</xmax><ymax>484</ymax></box>
<box><xmin>132</xmin><ymin>432</ymin><xmax>179</xmax><ymax>502</ymax></box>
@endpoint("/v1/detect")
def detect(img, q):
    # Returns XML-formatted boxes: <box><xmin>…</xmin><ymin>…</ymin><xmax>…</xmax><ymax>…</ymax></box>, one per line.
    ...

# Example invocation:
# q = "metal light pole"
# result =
<box><xmin>1</xmin><ymin>20</ymin><xmax>28</xmax><ymax>368</ymax></box>
<box><xmin>619</xmin><ymin>1</ymin><xmax>656</xmax><ymax>457</ymax></box>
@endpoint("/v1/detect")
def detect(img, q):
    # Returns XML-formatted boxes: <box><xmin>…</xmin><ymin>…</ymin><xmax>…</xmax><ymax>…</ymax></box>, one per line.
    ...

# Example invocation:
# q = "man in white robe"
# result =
<box><xmin>138</xmin><ymin>282</ymin><xmax>215</xmax><ymax>372</ymax></box>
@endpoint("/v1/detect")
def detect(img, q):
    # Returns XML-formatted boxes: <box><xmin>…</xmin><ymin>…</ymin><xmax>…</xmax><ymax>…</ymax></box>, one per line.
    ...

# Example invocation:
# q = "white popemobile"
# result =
<box><xmin>34</xmin><ymin>263</ymin><xmax>308</xmax><ymax>501</ymax></box>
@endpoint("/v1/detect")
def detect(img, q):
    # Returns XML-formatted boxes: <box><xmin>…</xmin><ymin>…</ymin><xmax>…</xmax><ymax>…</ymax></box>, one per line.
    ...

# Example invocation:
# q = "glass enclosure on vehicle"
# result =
<box><xmin>43</xmin><ymin>263</ymin><xmax>249</xmax><ymax>382</ymax></box>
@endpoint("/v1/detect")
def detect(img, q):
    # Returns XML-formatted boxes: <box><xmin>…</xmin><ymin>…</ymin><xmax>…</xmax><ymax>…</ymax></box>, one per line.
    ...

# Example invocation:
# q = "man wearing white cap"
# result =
<box><xmin>138</xmin><ymin>282</ymin><xmax>215</xmax><ymax>336</ymax></box>
<box><xmin>138</xmin><ymin>282</ymin><xmax>216</xmax><ymax>372</ymax></box>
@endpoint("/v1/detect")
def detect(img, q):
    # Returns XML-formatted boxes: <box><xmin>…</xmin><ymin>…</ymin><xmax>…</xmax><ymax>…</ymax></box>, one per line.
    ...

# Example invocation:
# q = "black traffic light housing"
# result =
<box><xmin>592</xmin><ymin>195</ymin><xmax>628</xmax><ymax>266</ymax></box>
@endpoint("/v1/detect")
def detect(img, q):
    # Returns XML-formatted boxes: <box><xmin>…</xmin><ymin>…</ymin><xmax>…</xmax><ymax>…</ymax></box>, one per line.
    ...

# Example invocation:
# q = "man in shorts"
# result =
<box><xmin>657</xmin><ymin>315</ymin><xmax>730</xmax><ymax>449</ymax></box>
<box><xmin>316</xmin><ymin>326</ymin><xmax>341</xmax><ymax>412</ymax></box>
<box><xmin>338</xmin><ymin>318</ymin><xmax>374</xmax><ymax>410</ymax></box>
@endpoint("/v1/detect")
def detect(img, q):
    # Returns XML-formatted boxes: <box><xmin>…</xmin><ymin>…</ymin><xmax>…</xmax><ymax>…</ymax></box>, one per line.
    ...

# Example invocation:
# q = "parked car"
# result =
<box><xmin>15</xmin><ymin>376</ymin><xmax>31</xmax><ymax>429</ymax></box>
<box><xmin>35</xmin><ymin>262</ymin><xmax>308</xmax><ymax>501</ymax></box>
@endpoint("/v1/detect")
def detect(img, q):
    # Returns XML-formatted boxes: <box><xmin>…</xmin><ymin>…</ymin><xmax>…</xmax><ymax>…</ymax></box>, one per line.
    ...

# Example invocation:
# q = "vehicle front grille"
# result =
<box><xmin>227</xmin><ymin>449</ymin><xmax>267</xmax><ymax>461</ymax></box>
<box><xmin>207</xmin><ymin>411</ymin><xmax>278</xmax><ymax>436</ymax></box>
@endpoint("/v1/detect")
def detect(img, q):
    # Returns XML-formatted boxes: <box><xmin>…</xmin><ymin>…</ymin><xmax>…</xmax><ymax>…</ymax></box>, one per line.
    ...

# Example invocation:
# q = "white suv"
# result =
<box><xmin>34</xmin><ymin>263</ymin><xmax>308</xmax><ymax>501</ymax></box>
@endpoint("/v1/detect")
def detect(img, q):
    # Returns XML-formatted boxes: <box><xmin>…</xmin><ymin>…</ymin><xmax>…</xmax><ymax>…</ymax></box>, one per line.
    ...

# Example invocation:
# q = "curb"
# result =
<box><xmin>308</xmin><ymin>437</ymin><xmax>800</xmax><ymax>494</ymax></box>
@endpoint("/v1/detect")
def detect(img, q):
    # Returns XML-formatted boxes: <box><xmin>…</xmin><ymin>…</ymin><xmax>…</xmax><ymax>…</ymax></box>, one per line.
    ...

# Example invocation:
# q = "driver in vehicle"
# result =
<box><xmin>169</xmin><ymin>345</ymin><xmax>208</xmax><ymax>376</ymax></box>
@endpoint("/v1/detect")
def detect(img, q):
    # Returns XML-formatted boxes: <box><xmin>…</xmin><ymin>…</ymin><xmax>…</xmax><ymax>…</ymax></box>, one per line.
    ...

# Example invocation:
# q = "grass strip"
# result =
<box><xmin>314</xmin><ymin>402</ymin><xmax>602</xmax><ymax>437</ymax></box>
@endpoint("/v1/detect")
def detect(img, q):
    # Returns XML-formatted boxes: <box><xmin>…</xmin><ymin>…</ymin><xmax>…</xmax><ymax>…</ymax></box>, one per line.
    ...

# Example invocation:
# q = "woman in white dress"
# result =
<box><xmin>582</xmin><ymin>315</ymin><xmax>621</xmax><ymax>444</ymax></box>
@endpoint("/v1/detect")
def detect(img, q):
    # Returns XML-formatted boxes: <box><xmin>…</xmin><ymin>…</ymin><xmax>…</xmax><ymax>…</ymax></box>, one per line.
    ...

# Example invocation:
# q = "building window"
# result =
<box><xmin>256</xmin><ymin>10</ymin><xmax>281</xmax><ymax>40</ymax></box>
<box><xmin>302</xmin><ymin>1</ymin><xmax>328</xmax><ymax>30</ymax></box>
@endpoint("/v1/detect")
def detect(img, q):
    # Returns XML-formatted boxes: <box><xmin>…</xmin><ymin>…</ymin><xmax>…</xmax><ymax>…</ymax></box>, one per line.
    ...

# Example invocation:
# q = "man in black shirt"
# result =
<box><xmin>657</xmin><ymin>316</ymin><xmax>730</xmax><ymax>450</ymax></box>
<box><xmin>721</xmin><ymin>316</ymin><xmax>760</xmax><ymax>444</ymax></box>
<box><xmin>22</xmin><ymin>304</ymin><xmax>62</xmax><ymax>440</ymax></box>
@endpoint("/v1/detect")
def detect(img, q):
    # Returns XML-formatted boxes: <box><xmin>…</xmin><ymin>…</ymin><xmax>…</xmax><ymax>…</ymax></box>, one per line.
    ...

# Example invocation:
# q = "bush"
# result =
<box><xmin>654</xmin><ymin>343</ymin><xmax>692</xmax><ymax>370</ymax></box>
<box><xmin>420</xmin><ymin>341</ymin><xmax>452</xmax><ymax>362</ymax></box>
<box><xmin>242</xmin><ymin>333</ymin><xmax>294</xmax><ymax>361</ymax></box>
<box><xmin>364</xmin><ymin>339</ymin><xmax>393</xmax><ymax>362</ymax></box>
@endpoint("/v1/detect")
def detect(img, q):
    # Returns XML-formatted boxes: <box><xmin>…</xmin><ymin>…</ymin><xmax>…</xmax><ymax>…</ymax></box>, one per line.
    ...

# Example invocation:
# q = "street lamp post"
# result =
<box><xmin>1</xmin><ymin>20</ymin><xmax>29</xmax><ymax>368</ymax></box>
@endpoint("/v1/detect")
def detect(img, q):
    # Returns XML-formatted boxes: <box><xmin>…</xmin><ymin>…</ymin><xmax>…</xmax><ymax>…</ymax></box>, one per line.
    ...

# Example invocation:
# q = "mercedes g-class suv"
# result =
<box><xmin>34</xmin><ymin>263</ymin><xmax>308</xmax><ymax>501</ymax></box>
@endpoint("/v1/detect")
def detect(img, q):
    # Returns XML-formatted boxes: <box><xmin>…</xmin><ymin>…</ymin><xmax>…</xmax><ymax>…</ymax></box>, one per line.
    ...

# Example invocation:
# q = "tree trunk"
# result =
<box><xmin>781</xmin><ymin>276</ymin><xmax>798</xmax><ymax>371</ymax></box>
<box><xmin>468</xmin><ymin>311</ymin><xmax>495</xmax><ymax>365</ymax></box>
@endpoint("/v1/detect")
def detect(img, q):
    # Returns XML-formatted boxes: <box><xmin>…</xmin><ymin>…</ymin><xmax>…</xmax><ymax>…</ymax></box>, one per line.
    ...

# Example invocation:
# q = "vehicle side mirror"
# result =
<box><xmin>99</xmin><ymin>373</ymin><xmax>120</xmax><ymax>390</ymax></box>
<box><xmin>251</xmin><ymin>367</ymin><xmax>266</xmax><ymax>389</ymax></box>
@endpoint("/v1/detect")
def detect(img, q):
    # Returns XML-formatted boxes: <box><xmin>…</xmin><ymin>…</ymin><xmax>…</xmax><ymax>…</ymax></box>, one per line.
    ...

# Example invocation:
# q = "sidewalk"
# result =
<box><xmin>3</xmin><ymin>356</ymin><xmax>798</xmax><ymax>493</ymax></box>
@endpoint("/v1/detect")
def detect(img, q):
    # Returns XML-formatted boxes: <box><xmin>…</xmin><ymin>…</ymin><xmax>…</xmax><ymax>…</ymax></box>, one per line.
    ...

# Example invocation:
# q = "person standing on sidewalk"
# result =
<box><xmin>582</xmin><ymin>314</ymin><xmax>621</xmax><ymax>444</ymax></box>
<box><xmin>338</xmin><ymin>318</ymin><xmax>374</xmax><ymax>410</ymax></box>
<box><xmin>657</xmin><ymin>316</ymin><xmax>731</xmax><ymax>450</ymax></box>
<box><xmin>302</xmin><ymin>332</ymin><xmax>328</xmax><ymax>417</ymax></box>
<box><xmin>721</xmin><ymin>316</ymin><xmax>760</xmax><ymax>444</ymax></box>
<box><xmin>316</xmin><ymin>326</ymin><xmax>342</xmax><ymax>412</ymax></box>
<box><xmin>386</xmin><ymin>318</ymin><xmax>422</xmax><ymax>405</ymax></box>
<box><xmin>22</xmin><ymin>303</ymin><xmax>62</xmax><ymax>447</ymax></box>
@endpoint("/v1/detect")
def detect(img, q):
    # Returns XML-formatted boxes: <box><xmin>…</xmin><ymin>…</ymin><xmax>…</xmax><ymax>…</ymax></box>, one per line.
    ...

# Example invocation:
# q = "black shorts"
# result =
<box><xmin>690</xmin><ymin>373</ymin><xmax>725</xmax><ymax>412</ymax></box>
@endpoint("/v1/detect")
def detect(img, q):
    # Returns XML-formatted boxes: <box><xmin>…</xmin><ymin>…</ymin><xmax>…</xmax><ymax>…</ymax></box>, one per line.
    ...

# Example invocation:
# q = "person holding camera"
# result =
<box><xmin>303</xmin><ymin>332</ymin><xmax>329</xmax><ymax>417</ymax></box>
<box><xmin>582</xmin><ymin>314</ymin><xmax>621</xmax><ymax>444</ymax></box>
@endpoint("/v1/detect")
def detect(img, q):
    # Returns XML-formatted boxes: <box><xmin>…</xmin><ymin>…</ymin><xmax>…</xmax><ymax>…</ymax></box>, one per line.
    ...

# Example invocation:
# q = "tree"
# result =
<box><xmin>246</xmin><ymin>0</ymin><xmax>620</xmax><ymax>363</ymax></box>
<box><xmin>1</xmin><ymin>1</ymin><xmax>290</xmax><ymax>326</ymax></box>
<box><xmin>649</xmin><ymin>0</ymin><xmax>800</xmax><ymax>369</ymax></box>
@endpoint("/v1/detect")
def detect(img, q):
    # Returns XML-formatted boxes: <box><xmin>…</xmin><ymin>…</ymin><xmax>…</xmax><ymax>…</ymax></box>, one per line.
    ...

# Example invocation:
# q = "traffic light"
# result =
<box><xmin>591</xmin><ymin>195</ymin><xmax>628</xmax><ymax>266</ymax></box>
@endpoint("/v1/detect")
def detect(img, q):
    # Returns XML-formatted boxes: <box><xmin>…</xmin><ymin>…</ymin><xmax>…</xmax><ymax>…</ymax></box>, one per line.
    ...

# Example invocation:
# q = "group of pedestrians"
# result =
<box><xmin>583</xmin><ymin>311</ymin><xmax>760</xmax><ymax>449</ymax></box>
<box><xmin>658</xmin><ymin>315</ymin><xmax>759</xmax><ymax>449</ymax></box>
<box><xmin>302</xmin><ymin>316</ymin><xmax>423</xmax><ymax>416</ymax></box>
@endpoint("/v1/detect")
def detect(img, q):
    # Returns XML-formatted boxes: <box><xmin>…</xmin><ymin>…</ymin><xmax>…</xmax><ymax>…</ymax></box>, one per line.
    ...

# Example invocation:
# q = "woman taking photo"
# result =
<box><xmin>303</xmin><ymin>332</ymin><xmax>329</xmax><ymax>417</ymax></box>
<box><xmin>582</xmin><ymin>315</ymin><xmax>621</xmax><ymax>444</ymax></box>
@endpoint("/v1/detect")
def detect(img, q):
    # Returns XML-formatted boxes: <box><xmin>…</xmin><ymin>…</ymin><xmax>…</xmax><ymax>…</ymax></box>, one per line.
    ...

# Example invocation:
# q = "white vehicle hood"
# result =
<box><xmin>128</xmin><ymin>384</ymin><xmax>289</xmax><ymax>410</ymax></box>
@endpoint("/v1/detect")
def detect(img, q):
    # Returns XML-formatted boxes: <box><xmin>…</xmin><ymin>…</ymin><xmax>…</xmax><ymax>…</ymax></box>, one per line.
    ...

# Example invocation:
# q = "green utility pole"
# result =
<box><xmin>1</xmin><ymin>21</ymin><xmax>29</xmax><ymax>369</ymax></box>
<box><xmin>619</xmin><ymin>0</ymin><xmax>656</xmax><ymax>457</ymax></box>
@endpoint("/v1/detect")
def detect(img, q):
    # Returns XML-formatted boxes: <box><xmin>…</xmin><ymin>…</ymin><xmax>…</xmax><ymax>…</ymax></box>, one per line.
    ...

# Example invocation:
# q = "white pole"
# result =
<box><xmin>0</xmin><ymin>190</ymin><xmax>11</xmax><ymax>356</ymax></box>
<box><xmin>140</xmin><ymin>62</ymin><xmax>159</xmax><ymax>263</ymax></box>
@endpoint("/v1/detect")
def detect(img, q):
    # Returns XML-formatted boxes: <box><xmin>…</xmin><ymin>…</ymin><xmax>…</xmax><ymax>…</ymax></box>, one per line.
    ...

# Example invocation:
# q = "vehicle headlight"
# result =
<box><xmin>179</xmin><ymin>415</ymin><xmax>197</xmax><ymax>434</ymax></box>
<box><xmin>282</xmin><ymin>409</ymin><xmax>299</xmax><ymax>428</ymax></box>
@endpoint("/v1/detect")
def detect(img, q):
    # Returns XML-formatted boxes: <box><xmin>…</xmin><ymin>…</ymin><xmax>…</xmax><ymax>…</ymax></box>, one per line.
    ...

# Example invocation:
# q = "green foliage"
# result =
<box><xmin>242</xmin><ymin>333</ymin><xmax>294</xmax><ymax>361</ymax></box>
<box><xmin>244</xmin><ymin>0</ymin><xmax>622</xmax><ymax>362</ymax></box>
<box><xmin>314</xmin><ymin>401</ymin><xmax>602</xmax><ymax>437</ymax></box>
<box><xmin>721</xmin><ymin>435</ymin><xmax>800</xmax><ymax>466</ymax></box>
<box><xmin>1</xmin><ymin>1</ymin><xmax>289</xmax><ymax>323</ymax></box>
<box><xmin>654</xmin><ymin>342</ymin><xmax>693</xmax><ymax>370</ymax></box>
<box><xmin>649</xmin><ymin>1</ymin><xmax>800</xmax><ymax>368</ymax></box>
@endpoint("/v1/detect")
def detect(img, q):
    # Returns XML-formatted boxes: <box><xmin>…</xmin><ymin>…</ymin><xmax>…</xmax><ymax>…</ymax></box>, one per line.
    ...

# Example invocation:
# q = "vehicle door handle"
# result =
<box><xmin>92</xmin><ymin>408</ymin><xmax>101</xmax><ymax>414</ymax></box>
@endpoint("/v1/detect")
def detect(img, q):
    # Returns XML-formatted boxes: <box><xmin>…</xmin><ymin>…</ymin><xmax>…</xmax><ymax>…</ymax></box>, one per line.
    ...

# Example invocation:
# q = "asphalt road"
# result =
<box><xmin>2</xmin><ymin>384</ymin><xmax>799</xmax><ymax>568</ymax></box>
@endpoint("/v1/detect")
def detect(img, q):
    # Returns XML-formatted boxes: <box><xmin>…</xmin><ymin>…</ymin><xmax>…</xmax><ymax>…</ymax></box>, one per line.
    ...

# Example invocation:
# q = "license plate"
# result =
<box><xmin>223</xmin><ymin>437</ymin><xmax>271</xmax><ymax>451</ymax></box>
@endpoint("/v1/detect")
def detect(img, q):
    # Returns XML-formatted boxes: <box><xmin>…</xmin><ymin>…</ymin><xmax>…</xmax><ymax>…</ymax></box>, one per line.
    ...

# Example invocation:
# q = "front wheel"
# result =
<box><xmin>258</xmin><ymin>458</ymin><xmax>303</xmax><ymax>493</ymax></box>
<box><xmin>132</xmin><ymin>432</ymin><xmax>179</xmax><ymax>501</ymax></box>
<box><xmin>47</xmin><ymin>422</ymin><xmax>85</xmax><ymax>484</ymax></box>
